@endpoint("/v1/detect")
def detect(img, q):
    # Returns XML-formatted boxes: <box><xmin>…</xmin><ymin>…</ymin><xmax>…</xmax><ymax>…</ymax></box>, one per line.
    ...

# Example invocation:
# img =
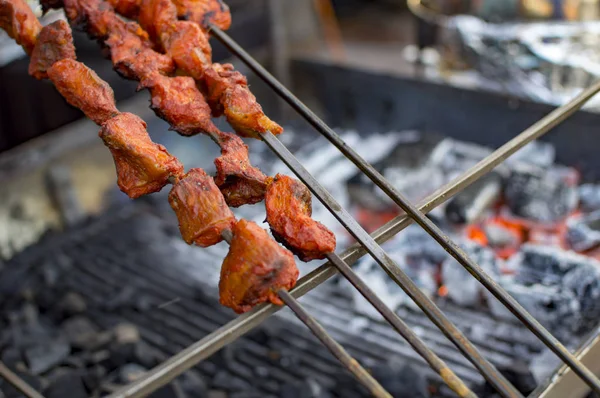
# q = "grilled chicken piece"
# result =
<box><xmin>213</xmin><ymin>131</ymin><xmax>271</xmax><ymax>207</ymax></box>
<box><xmin>169</xmin><ymin>168</ymin><xmax>236</xmax><ymax>247</ymax></box>
<box><xmin>107</xmin><ymin>0</ymin><xmax>140</xmax><ymax>19</ymax></box>
<box><xmin>105</xmin><ymin>19</ymin><xmax>174</xmax><ymax>79</ymax></box>
<box><xmin>99</xmin><ymin>113</ymin><xmax>183</xmax><ymax>198</ymax></box>
<box><xmin>28</xmin><ymin>20</ymin><xmax>76</xmax><ymax>79</ymax></box>
<box><xmin>138</xmin><ymin>0</ymin><xmax>175</xmax><ymax>42</ymax></box>
<box><xmin>60</xmin><ymin>0</ymin><xmax>120</xmax><ymax>39</ymax></box>
<box><xmin>140</xmin><ymin>72</ymin><xmax>218</xmax><ymax>136</ymax></box>
<box><xmin>47</xmin><ymin>59</ymin><xmax>119</xmax><ymax>125</ymax></box>
<box><xmin>204</xmin><ymin>63</ymin><xmax>283</xmax><ymax>138</ymax></box>
<box><xmin>162</xmin><ymin>21</ymin><xmax>211</xmax><ymax>80</ymax></box>
<box><xmin>265</xmin><ymin>174</ymin><xmax>336</xmax><ymax>261</ymax></box>
<box><xmin>219</xmin><ymin>219</ymin><xmax>298</xmax><ymax>313</ymax></box>
<box><xmin>171</xmin><ymin>0</ymin><xmax>230</xmax><ymax>31</ymax></box>
<box><xmin>0</xmin><ymin>0</ymin><xmax>41</xmax><ymax>55</ymax></box>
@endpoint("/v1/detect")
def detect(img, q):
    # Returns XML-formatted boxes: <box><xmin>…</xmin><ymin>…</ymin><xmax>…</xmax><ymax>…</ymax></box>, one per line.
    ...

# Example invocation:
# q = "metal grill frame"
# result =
<box><xmin>3</xmin><ymin>18</ymin><xmax>600</xmax><ymax>398</ymax></box>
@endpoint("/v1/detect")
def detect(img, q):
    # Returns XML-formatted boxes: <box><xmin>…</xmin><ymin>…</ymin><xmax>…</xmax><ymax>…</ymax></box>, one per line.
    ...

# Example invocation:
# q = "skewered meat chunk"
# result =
<box><xmin>107</xmin><ymin>0</ymin><xmax>140</xmax><ymax>19</ymax></box>
<box><xmin>162</xmin><ymin>21</ymin><xmax>211</xmax><ymax>80</ymax></box>
<box><xmin>60</xmin><ymin>0</ymin><xmax>120</xmax><ymax>39</ymax></box>
<box><xmin>171</xmin><ymin>0</ymin><xmax>230</xmax><ymax>31</ymax></box>
<box><xmin>138</xmin><ymin>0</ymin><xmax>176</xmax><ymax>43</ymax></box>
<box><xmin>169</xmin><ymin>168</ymin><xmax>236</xmax><ymax>247</ymax></box>
<box><xmin>219</xmin><ymin>219</ymin><xmax>298</xmax><ymax>313</ymax></box>
<box><xmin>105</xmin><ymin>19</ymin><xmax>174</xmax><ymax>79</ymax></box>
<box><xmin>47</xmin><ymin>59</ymin><xmax>119</xmax><ymax>125</ymax></box>
<box><xmin>204</xmin><ymin>63</ymin><xmax>283</xmax><ymax>138</ymax></box>
<box><xmin>0</xmin><ymin>0</ymin><xmax>41</xmax><ymax>55</ymax></box>
<box><xmin>213</xmin><ymin>131</ymin><xmax>271</xmax><ymax>207</ymax></box>
<box><xmin>28</xmin><ymin>20</ymin><xmax>76</xmax><ymax>80</ymax></box>
<box><xmin>100</xmin><ymin>113</ymin><xmax>184</xmax><ymax>198</ymax></box>
<box><xmin>140</xmin><ymin>72</ymin><xmax>218</xmax><ymax>136</ymax></box>
<box><xmin>265</xmin><ymin>174</ymin><xmax>336</xmax><ymax>261</ymax></box>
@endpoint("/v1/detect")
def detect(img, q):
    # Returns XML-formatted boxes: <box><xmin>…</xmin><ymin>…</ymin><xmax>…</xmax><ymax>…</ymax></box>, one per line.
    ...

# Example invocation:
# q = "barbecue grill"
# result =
<box><xmin>2</xmin><ymin>8</ymin><xmax>600</xmax><ymax>398</ymax></box>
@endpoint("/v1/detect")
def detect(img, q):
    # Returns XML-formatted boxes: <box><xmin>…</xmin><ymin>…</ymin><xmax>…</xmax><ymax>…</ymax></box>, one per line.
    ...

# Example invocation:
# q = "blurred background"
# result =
<box><xmin>3</xmin><ymin>1</ymin><xmax>600</xmax><ymax>398</ymax></box>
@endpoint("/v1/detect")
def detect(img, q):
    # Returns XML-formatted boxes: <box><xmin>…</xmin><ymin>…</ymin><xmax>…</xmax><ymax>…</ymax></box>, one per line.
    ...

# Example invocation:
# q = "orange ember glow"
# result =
<box><xmin>438</xmin><ymin>285</ymin><xmax>449</xmax><ymax>297</ymax></box>
<box><xmin>466</xmin><ymin>225</ymin><xmax>488</xmax><ymax>246</ymax></box>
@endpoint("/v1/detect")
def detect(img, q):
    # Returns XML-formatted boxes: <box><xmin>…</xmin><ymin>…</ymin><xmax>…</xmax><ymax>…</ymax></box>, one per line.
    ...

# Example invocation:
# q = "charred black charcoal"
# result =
<box><xmin>61</xmin><ymin>317</ymin><xmax>108</xmax><ymax>351</ymax></box>
<box><xmin>445</xmin><ymin>171</ymin><xmax>503</xmax><ymax>224</ymax></box>
<box><xmin>178</xmin><ymin>370</ymin><xmax>207</xmax><ymax>397</ymax></box>
<box><xmin>118</xmin><ymin>363</ymin><xmax>147</xmax><ymax>384</ymax></box>
<box><xmin>0</xmin><ymin>370</ymin><xmax>43</xmax><ymax>398</ymax></box>
<box><xmin>504</xmin><ymin>164</ymin><xmax>578</xmax><ymax>223</ymax></box>
<box><xmin>24</xmin><ymin>336</ymin><xmax>70</xmax><ymax>374</ymax></box>
<box><xmin>81</xmin><ymin>365</ymin><xmax>107</xmax><ymax>393</ymax></box>
<box><xmin>477</xmin><ymin>362</ymin><xmax>536</xmax><ymax>396</ymax></box>
<box><xmin>442</xmin><ymin>239</ymin><xmax>501</xmax><ymax>307</ymax></box>
<box><xmin>371</xmin><ymin>359</ymin><xmax>430</xmax><ymax>398</ymax></box>
<box><xmin>147</xmin><ymin>381</ymin><xmax>187</xmax><ymax>398</ymax></box>
<box><xmin>211</xmin><ymin>371</ymin><xmax>251</xmax><ymax>392</ymax></box>
<box><xmin>44</xmin><ymin>371</ymin><xmax>87</xmax><ymax>398</ymax></box>
<box><xmin>566</xmin><ymin>211</ymin><xmax>600</xmax><ymax>252</ymax></box>
<box><xmin>280</xmin><ymin>379</ymin><xmax>333</xmax><ymax>398</ymax></box>
<box><xmin>57</xmin><ymin>292</ymin><xmax>87</xmax><ymax>318</ymax></box>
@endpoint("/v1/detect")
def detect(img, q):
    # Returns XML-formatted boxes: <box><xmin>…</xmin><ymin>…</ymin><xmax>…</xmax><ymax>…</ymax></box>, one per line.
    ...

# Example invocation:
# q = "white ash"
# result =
<box><xmin>441</xmin><ymin>239</ymin><xmax>502</xmax><ymax>307</ymax></box>
<box><xmin>579</xmin><ymin>183</ymin><xmax>600</xmax><ymax>212</ymax></box>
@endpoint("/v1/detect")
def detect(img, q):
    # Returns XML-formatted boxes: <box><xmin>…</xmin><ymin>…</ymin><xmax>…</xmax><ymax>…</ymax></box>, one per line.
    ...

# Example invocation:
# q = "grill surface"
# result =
<box><xmin>1</xmin><ymin>201</ymin><xmax>548</xmax><ymax>397</ymax></box>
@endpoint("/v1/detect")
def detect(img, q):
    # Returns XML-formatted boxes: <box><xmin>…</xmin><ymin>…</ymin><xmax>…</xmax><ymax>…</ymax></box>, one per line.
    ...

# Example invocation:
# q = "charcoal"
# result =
<box><xmin>179</xmin><ymin>370</ymin><xmax>207</xmax><ymax>397</ymax></box>
<box><xmin>562</xmin><ymin>263</ymin><xmax>600</xmax><ymax>333</ymax></box>
<box><xmin>515</xmin><ymin>244</ymin><xmax>587</xmax><ymax>285</ymax></box>
<box><xmin>477</xmin><ymin>362</ymin><xmax>536</xmax><ymax>396</ymax></box>
<box><xmin>0</xmin><ymin>370</ymin><xmax>43</xmax><ymax>397</ymax></box>
<box><xmin>82</xmin><ymin>365</ymin><xmax>107</xmax><ymax>393</ymax></box>
<box><xmin>442</xmin><ymin>239</ymin><xmax>501</xmax><ymax>307</ymax></box>
<box><xmin>24</xmin><ymin>336</ymin><xmax>70</xmax><ymax>374</ymax></box>
<box><xmin>133</xmin><ymin>341</ymin><xmax>165</xmax><ymax>368</ymax></box>
<box><xmin>1</xmin><ymin>348</ymin><xmax>23</xmax><ymax>370</ymax></box>
<box><xmin>44</xmin><ymin>371</ymin><xmax>87</xmax><ymax>398</ymax></box>
<box><xmin>505</xmin><ymin>140</ymin><xmax>555</xmax><ymax>168</ymax></box>
<box><xmin>118</xmin><ymin>363</ymin><xmax>147</xmax><ymax>384</ymax></box>
<box><xmin>566</xmin><ymin>211</ymin><xmax>600</xmax><ymax>252</ymax></box>
<box><xmin>207</xmin><ymin>391</ymin><xmax>228</xmax><ymax>398</ymax></box>
<box><xmin>579</xmin><ymin>184</ymin><xmax>600</xmax><ymax>212</ymax></box>
<box><xmin>279</xmin><ymin>379</ymin><xmax>333</xmax><ymax>398</ymax></box>
<box><xmin>147</xmin><ymin>381</ymin><xmax>187</xmax><ymax>398</ymax></box>
<box><xmin>61</xmin><ymin>317</ymin><xmax>107</xmax><ymax>350</ymax></box>
<box><xmin>57</xmin><ymin>292</ymin><xmax>87</xmax><ymax>318</ymax></box>
<box><xmin>113</xmin><ymin>323</ymin><xmax>140</xmax><ymax>345</ymax></box>
<box><xmin>212</xmin><ymin>372</ymin><xmax>251</xmax><ymax>392</ymax></box>
<box><xmin>445</xmin><ymin>171</ymin><xmax>502</xmax><ymax>224</ymax></box>
<box><xmin>486</xmin><ymin>277</ymin><xmax>580</xmax><ymax>336</ymax></box>
<box><xmin>371</xmin><ymin>359</ymin><xmax>429</xmax><ymax>398</ymax></box>
<box><xmin>504</xmin><ymin>163</ymin><xmax>578</xmax><ymax>222</ymax></box>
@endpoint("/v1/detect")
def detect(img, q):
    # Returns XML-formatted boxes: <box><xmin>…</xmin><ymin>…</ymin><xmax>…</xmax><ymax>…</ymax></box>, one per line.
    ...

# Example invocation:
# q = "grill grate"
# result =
<box><xmin>104</xmin><ymin>28</ymin><xmax>600</xmax><ymax>398</ymax></box>
<box><xmin>3</xmin><ymin>20</ymin><xmax>600</xmax><ymax>398</ymax></box>
<box><xmin>1</xmin><ymin>202</ymin><xmax>547</xmax><ymax>397</ymax></box>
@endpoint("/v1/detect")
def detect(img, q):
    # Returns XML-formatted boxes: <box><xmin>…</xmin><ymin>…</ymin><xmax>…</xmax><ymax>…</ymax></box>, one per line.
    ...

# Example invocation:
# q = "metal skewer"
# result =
<box><xmin>220</xmin><ymin>229</ymin><xmax>392</xmax><ymax>397</ymax></box>
<box><xmin>208</xmin><ymin>24</ymin><xmax>600</xmax><ymax>394</ymax></box>
<box><xmin>0</xmin><ymin>362</ymin><xmax>45</xmax><ymax>398</ymax></box>
<box><xmin>106</xmin><ymin>74</ymin><xmax>600</xmax><ymax>398</ymax></box>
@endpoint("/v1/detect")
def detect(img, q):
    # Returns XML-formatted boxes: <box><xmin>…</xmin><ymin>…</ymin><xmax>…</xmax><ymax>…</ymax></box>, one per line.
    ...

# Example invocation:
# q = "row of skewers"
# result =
<box><xmin>0</xmin><ymin>0</ymin><xmax>336</xmax><ymax>314</ymax></box>
<box><xmin>0</xmin><ymin>1</ymin><xmax>488</xmax><ymax>397</ymax></box>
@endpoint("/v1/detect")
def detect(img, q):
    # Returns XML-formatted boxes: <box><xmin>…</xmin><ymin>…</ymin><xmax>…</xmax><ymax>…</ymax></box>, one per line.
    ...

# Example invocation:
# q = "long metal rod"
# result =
<box><xmin>106</xmin><ymin>77</ymin><xmax>592</xmax><ymax>397</ymax></box>
<box><xmin>0</xmin><ymin>362</ymin><xmax>45</xmax><ymax>398</ymax></box>
<box><xmin>209</xmin><ymin>24</ymin><xmax>600</xmax><ymax>394</ymax></box>
<box><xmin>277</xmin><ymin>290</ymin><xmax>391</xmax><ymax>398</ymax></box>
<box><xmin>219</xmin><ymin>230</ymin><xmax>391</xmax><ymax>397</ymax></box>
<box><xmin>220</xmin><ymin>234</ymin><xmax>477</xmax><ymax>396</ymax></box>
<box><xmin>325</xmin><ymin>252</ymin><xmax>477</xmax><ymax>398</ymax></box>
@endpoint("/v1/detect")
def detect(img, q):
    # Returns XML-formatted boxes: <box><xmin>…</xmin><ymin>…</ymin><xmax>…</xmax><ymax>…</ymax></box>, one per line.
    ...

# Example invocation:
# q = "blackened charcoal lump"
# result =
<box><xmin>563</xmin><ymin>263</ymin><xmax>600</xmax><ymax>333</ymax></box>
<box><xmin>515</xmin><ymin>244</ymin><xmax>589</xmax><ymax>285</ymax></box>
<box><xmin>445</xmin><ymin>171</ymin><xmax>502</xmax><ymax>224</ymax></box>
<box><xmin>371</xmin><ymin>359</ymin><xmax>430</xmax><ymax>398</ymax></box>
<box><xmin>504</xmin><ymin>164</ymin><xmax>578</xmax><ymax>222</ymax></box>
